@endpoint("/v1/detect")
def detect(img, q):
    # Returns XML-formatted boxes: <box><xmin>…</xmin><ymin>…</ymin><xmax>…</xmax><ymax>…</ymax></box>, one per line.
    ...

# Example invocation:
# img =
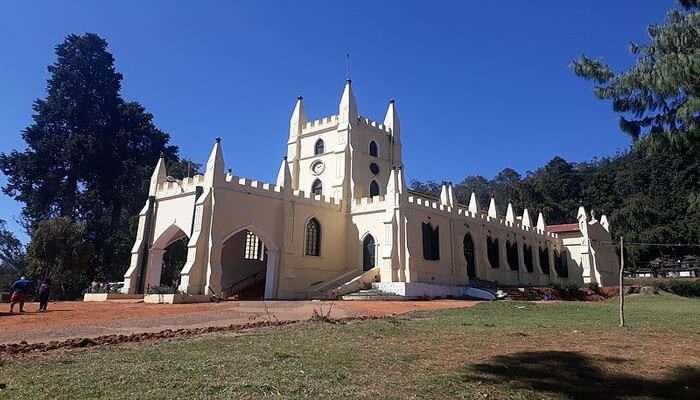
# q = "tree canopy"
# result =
<box><xmin>572</xmin><ymin>1</ymin><xmax>700</xmax><ymax>146</ymax></box>
<box><xmin>0</xmin><ymin>33</ymin><xmax>196</xmax><ymax>291</ymax></box>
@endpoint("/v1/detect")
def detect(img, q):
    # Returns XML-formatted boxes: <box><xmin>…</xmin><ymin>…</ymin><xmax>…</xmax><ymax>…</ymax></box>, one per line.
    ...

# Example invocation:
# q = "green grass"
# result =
<box><xmin>2</xmin><ymin>294</ymin><xmax>700</xmax><ymax>399</ymax></box>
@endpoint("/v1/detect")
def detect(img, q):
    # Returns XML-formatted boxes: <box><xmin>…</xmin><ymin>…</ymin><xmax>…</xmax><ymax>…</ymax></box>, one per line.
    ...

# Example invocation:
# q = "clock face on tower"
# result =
<box><xmin>311</xmin><ymin>160</ymin><xmax>325</xmax><ymax>175</ymax></box>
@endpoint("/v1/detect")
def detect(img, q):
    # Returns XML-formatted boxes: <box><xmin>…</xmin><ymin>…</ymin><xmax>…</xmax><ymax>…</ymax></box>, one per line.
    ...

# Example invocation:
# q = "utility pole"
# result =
<box><xmin>619</xmin><ymin>236</ymin><xmax>625</xmax><ymax>327</ymax></box>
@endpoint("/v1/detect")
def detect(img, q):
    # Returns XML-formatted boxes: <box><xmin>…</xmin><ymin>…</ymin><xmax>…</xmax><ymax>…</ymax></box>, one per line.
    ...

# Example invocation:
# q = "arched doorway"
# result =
<box><xmin>464</xmin><ymin>233</ymin><xmax>476</xmax><ymax>279</ymax></box>
<box><xmin>160</xmin><ymin>236</ymin><xmax>188</xmax><ymax>288</ymax></box>
<box><xmin>363</xmin><ymin>234</ymin><xmax>376</xmax><ymax>271</ymax></box>
<box><xmin>144</xmin><ymin>225</ymin><xmax>189</xmax><ymax>292</ymax></box>
<box><xmin>221</xmin><ymin>229</ymin><xmax>269</xmax><ymax>299</ymax></box>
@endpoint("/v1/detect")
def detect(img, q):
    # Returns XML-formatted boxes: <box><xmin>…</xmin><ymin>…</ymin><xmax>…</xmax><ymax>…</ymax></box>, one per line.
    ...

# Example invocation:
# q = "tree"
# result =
<box><xmin>572</xmin><ymin>1</ymin><xmax>700</xmax><ymax>145</ymax></box>
<box><xmin>25</xmin><ymin>218</ymin><xmax>93</xmax><ymax>299</ymax></box>
<box><xmin>0</xmin><ymin>33</ymin><xmax>187</xmax><ymax>286</ymax></box>
<box><xmin>0</xmin><ymin>219</ymin><xmax>25</xmax><ymax>290</ymax></box>
<box><xmin>522</xmin><ymin>157</ymin><xmax>583</xmax><ymax>224</ymax></box>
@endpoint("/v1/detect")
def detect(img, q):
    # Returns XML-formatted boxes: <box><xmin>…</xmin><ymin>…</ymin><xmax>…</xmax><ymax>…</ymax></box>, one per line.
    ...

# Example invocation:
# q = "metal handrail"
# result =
<box><xmin>226</xmin><ymin>270</ymin><xmax>265</xmax><ymax>295</ymax></box>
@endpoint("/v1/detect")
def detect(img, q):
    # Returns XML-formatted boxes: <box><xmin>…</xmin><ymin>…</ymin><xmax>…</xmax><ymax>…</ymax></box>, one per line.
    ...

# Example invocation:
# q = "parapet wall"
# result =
<box><xmin>407</xmin><ymin>192</ymin><xmax>559</xmax><ymax>240</ymax></box>
<box><xmin>155</xmin><ymin>174</ymin><xmax>206</xmax><ymax>197</ymax></box>
<box><xmin>351</xmin><ymin>195</ymin><xmax>387</xmax><ymax>213</ymax></box>
<box><xmin>357</xmin><ymin>116</ymin><xmax>392</xmax><ymax>134</ymax></box>
<box><xmin>302</xmin><ymin>115</ymin><xmax>339</xmax><ymax>134</ymax></box>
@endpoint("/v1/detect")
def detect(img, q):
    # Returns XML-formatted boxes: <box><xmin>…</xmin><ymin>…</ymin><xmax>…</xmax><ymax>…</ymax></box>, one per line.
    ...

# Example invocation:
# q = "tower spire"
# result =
<box><xmin>289</xmin><ymin>96</ymin><xmax>306</xmax><ymax>141</ymax></box>
<box><xmin>148</xmin><ymin>153</ymin><xmax>167</xmax><ymax>196</ymax></box>
<box><xmin>205</xmin><ymin>137</ymin><xmax>225</xmax><ymax>187</ymax></box>
<box><xmin>338</xmin><ymin>79</ymin><xmax>358</xmax><ymax>127</ymax></box>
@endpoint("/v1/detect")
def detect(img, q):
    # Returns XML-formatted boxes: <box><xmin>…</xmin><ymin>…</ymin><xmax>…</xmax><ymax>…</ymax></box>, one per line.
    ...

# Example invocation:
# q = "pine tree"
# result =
<box><xmin>571</xmin><ymin>1</ymin><xmax>700</xmax><ymax>146</ymax></box>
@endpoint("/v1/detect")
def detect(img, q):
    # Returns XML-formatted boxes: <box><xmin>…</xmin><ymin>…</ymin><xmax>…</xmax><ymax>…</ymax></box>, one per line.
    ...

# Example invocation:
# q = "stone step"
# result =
<box><xmin>341</xmin><ymin>288</ymin><xmax>416</xmax><ymax>301</ymax></box>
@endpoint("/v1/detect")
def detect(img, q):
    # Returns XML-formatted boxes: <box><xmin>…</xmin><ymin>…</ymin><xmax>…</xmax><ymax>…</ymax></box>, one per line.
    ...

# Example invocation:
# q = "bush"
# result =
<box><xmin>667</xmin><ymin>280</ymin><xmax>700</xmax><ymax>298</ymax></box>
<box><xmin>624</xmin><ymin>278</ymin><xmax>700</xmax><ymax>297</ymax></box>
<box><xmin>146</xmin><ymin>285</ymin><xmax>180</xmax><ymax>295</ymax></box>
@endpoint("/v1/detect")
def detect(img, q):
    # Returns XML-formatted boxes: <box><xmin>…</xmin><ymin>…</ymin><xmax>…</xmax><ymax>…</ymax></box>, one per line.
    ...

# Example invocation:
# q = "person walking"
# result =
<box><xmin>38</xmin><ymin>278</ymin><xmax>51</xmax><ymax>312</ymax></box>
<box><xmin>9</xmin><ymin>276</ymin><xmax>33</xmax><ymax>313</ymax></box>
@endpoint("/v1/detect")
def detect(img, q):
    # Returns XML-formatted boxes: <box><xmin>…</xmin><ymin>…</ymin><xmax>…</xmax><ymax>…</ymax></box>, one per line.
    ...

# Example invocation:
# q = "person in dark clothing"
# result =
<box><xmin>9</xmin><ymin>276</ymin><xmax>33</xmax><ymax>313</ymax></box>
<box><xmin>38</xmin><ymin>278</ymin><xmax>51</xmax><ymax>312</ymax></box>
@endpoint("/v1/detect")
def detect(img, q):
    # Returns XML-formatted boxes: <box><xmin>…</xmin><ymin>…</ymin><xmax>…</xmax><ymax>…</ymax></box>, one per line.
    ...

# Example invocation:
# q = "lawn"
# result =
<box><xmin>1</xmin><ymin>294</ymin><xmax>699</xmax><ymax>399</ymax></box>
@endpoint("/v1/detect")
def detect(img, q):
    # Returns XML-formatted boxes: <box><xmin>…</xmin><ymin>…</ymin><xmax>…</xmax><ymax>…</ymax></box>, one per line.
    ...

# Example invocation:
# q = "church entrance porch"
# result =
<box><xmin>220</xmin><ymin>230</ymin><xmax>269</xmax><ymax>300</ymax></box>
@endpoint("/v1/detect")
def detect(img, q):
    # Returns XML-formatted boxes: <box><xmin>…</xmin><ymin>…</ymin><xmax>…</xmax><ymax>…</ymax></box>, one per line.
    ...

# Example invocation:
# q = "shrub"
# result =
<box><xmin>667</xmin><ymin>280</ymin><xmax>700</xmax><ymax>298</ymax></box>
<box><xmin>146</xmin><ymin>285</ymin><xmax>180</xmax><ymax>295</ymax></box>
<box><xmin>624</xmin><ymin>278</ymin><xmax>700</xmax><ymax>297</ymax></box>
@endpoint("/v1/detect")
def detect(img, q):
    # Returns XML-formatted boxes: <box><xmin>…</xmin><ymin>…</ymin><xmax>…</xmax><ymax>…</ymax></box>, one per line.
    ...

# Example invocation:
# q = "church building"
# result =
<box><xmin>122</xmin><ymin>80</ymin><xmax>618</xmax><ymax>300</ymax></box>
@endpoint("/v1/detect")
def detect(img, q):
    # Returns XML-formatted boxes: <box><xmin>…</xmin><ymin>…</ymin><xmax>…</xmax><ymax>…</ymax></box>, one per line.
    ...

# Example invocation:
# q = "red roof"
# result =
<box><xmin>545</xmin><ymin>223</ymin><xmax>580</xmax><ymax>234</ymax></box>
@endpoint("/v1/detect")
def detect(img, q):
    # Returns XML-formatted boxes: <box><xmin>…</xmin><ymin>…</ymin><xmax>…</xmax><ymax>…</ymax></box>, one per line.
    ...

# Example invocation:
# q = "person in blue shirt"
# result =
<box><xmin>9</xmin><ymin>276</ymin><xmax>33</xmax><ymax>313</ymax></box>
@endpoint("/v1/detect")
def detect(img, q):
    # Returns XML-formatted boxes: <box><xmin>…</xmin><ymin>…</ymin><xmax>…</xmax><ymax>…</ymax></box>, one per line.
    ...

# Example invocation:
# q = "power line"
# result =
<box><xmin>592</xmin><ymin>240</ymin><xmax>700</xmax><ymax>247</ymax></box>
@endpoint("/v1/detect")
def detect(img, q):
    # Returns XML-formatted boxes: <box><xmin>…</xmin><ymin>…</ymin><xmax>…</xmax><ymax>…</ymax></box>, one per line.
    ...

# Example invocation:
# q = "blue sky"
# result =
<box><xmin>0</xmin><ymin>1</ymin><xmax>674</xmax><ymax>241</ymax></box>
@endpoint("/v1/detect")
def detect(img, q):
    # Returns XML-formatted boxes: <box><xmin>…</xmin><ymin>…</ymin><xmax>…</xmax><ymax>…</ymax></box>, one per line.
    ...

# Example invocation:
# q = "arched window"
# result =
<box><xmin>369</xmin><ymin>141</ymin><xmax>378</xmax><ymax>157</ymax></box>
<box><xmin>464</xmin><ymin>233</ymin><xmax>476</xmax><ymax>279</ymax></box>
<box><xmin>311</xmin><ymin>179</ymin><xmax>323</xmax><ymax>195</ymax></box>
<box><xmin>554</xmin><ymin>249</ymin><xmax>569</xmax><ymax>277</ymax></box>
<box><xmin>369</xmin><ymin>180</ymin><xmax>380</xmax><ymax>197</ymax></box>
<box><xmin>314</xmin><ymin>139</ymin><xmax>325</xmax><ymax>155</ymax></box>
<box><xmin>363</xmin><ymin>234</ymin><xmax>376</xmax><ymax>271</ymax></box>
<box><xmin>487</xmin><ymin>237</ymin><xmax>499</xmax><ymax>268</ymax></box>
<box><xmin>244</xmin><ymin>231</ymin><xmax>264</xmax><ymax>261</ymax></box>
<box><xmin>305</xmin><ymin>218</ymin><xmax>321</xmax><ymax>256</ymax></box>
<box><xmin>506</xmin><ymin>240</ymin><xmax>519</xmax><ymax>271</ymax></box>
<box><xmin>539</xmin><ymin>247</ymin><xmax>550</xmax><ymax>274</ymax></box>
<box><xmin>422</xmin><ymin>222</ymin><xmax>440</xmax><ymax>261</ymax></box>
<box><xmin>523</xmin><ymin>244</ymin><xmax>534</xmax><ymax>272</ymax></box>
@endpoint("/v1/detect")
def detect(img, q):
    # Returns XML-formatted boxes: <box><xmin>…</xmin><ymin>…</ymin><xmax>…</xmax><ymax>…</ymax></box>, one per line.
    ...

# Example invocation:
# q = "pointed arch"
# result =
<box><xmin>487</xmin><ymin>236</ymin><xmax>499</xmax><ymax>268</ymax></box>
<box><xmin>369</xmin><ymin>140</ymin><xmax>378</xmax><ymax>157</ymax></box>
<box><xmin>152</xmin><ymin>224</ymin><xmax>189</xmax><ymax>250</ymax></box>
<box><xmin>362</xmin><ymin>234</ymin><xmax>376</xmax><ymax>271</ymax></box>
<box><xmin>554</xmin><ymin>249</ymin><xmax>569</xmax><ymax>277</ymax></box>
<box><xmin>305</xmin><ymin>217</ymin><xmax>321</xmax><ymax>256</ymax></box>
<box><xmin>314</xmin><ymin>138</ymin><xmax>325</xmax><ymax>155</ymax></box>
<box><xmin>218</xmin><ymin>224</ymin><xmax>281</xmax><ymax>299</ymax></box>
<box><xmin>463</xmin><ymin>233</ymin><xmax>476</xmax><ymax>279</ymax></box>
<box><xmin>539</xmin><ymin>247</ymin><xmax>550</xmax><ymax>274</ymax></box>
<box><xmin>311</xmin><ymin>179</ymin><xmax>323</xmax><ymax>195</ymax></box>
<box><xmin>369</xmin><ymin>180</ymin><xmax>380</xmax><ymax>197</ymax></box>
<box><xmin>523</xmin><ymin>244</ymin><xmax>534</xmax><ymax>272</ymax></box>
<box><xmin>145</xmin><ymin>224</ymin><xmax>190</xmax><ymax>291</ymax></box>
<box><xmin>506</xmin><ymin>240</ymin><xmax>519</xmax><ymax>271</ymax></box>
<box><xmin>422</xmin><ymin>222</ymin><xmax>440</xmax><ymax>261</ymax></box>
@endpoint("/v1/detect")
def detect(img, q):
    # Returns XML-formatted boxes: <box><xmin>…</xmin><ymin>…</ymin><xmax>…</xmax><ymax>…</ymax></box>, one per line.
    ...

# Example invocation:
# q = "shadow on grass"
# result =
<box><xmin>462</xmin><ymin>351</ymin><xmax>699</xmax><ymax>400</ymax></box>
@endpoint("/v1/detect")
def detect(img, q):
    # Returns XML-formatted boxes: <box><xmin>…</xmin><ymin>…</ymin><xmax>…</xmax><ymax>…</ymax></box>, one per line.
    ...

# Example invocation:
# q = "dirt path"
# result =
<box><xmin>0</xmin><ymin>299</ymin><xmax>478</xmax><ymax>344</ymax></box>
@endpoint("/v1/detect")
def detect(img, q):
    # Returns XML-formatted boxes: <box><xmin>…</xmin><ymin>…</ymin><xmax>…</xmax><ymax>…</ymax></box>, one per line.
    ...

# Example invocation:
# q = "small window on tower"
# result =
<box><xmin>314</xmin><ymin>139</ymin><xmax>325</xmax><ymax>155</ymax></box>
<box><xmin>311</xmin><ymin>179</ymin><xmax>323</xmax><ymax>195</ymax></box>
<box><xmin>370</xmin><ymin>180</ymin><xmax>380</xmax><ymax>197</ymax></box>
<box><xmin>369</xmin><ymin>163</ymin><xmax>379</xmax><ymax>175</ymax></box>
<box><xmin>369</xmin><ymin>141</ymin><xmax>378</xmax><ymax>157</ymax></box>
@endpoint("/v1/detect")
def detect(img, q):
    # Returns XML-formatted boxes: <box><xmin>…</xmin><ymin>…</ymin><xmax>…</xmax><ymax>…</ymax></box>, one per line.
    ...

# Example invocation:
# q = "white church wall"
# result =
<box><xmin>277</xmin><ymin>200</ymin><xmax>348</xmax><ymax>299</ymax></box>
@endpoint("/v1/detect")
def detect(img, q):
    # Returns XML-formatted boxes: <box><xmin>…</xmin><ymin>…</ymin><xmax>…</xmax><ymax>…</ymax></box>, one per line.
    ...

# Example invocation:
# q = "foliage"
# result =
<box><xmin>25</xmin><ymin>217</ymin><xmax>93</xmax><ymax>299</ymax></box>
<box><xmin>145</xmin><ymin>285</ymin><xmax>181</xmax><ymax>295</ymax></box>
<box><xmin>667</xmin><ymin>279</ymin><xmax>700</xmax><ymax>297</ymax></box>
<box><xmin>0</xmin><ymin>33</ymin><xmax>194</xmax><ymax>291</ymax></box>
<box><xmin>0</xmin><ymin>219</ymin><xmax>25</xmax><ymax>290</ymax></box>
<box><xmin>627</xmin><ymin>277</ymin><xmax>700</xmax><ymax>297</ymax></box>
<box><xmin>412</xmin><ymin>140</ymin><xmax>700</xmax><ymax>268</ymax></box>
<box><xmin>571</xmin><ymin>1</ymin><xmax>700</xmax><ymax>145</ymax></box>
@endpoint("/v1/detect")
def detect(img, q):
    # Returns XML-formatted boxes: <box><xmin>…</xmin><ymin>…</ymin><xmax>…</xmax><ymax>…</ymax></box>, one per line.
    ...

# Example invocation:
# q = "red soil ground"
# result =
<box><xmin>0</xmin><ymin>299</ymin><xmax>479</xmax><ymax>345</ymax></box>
